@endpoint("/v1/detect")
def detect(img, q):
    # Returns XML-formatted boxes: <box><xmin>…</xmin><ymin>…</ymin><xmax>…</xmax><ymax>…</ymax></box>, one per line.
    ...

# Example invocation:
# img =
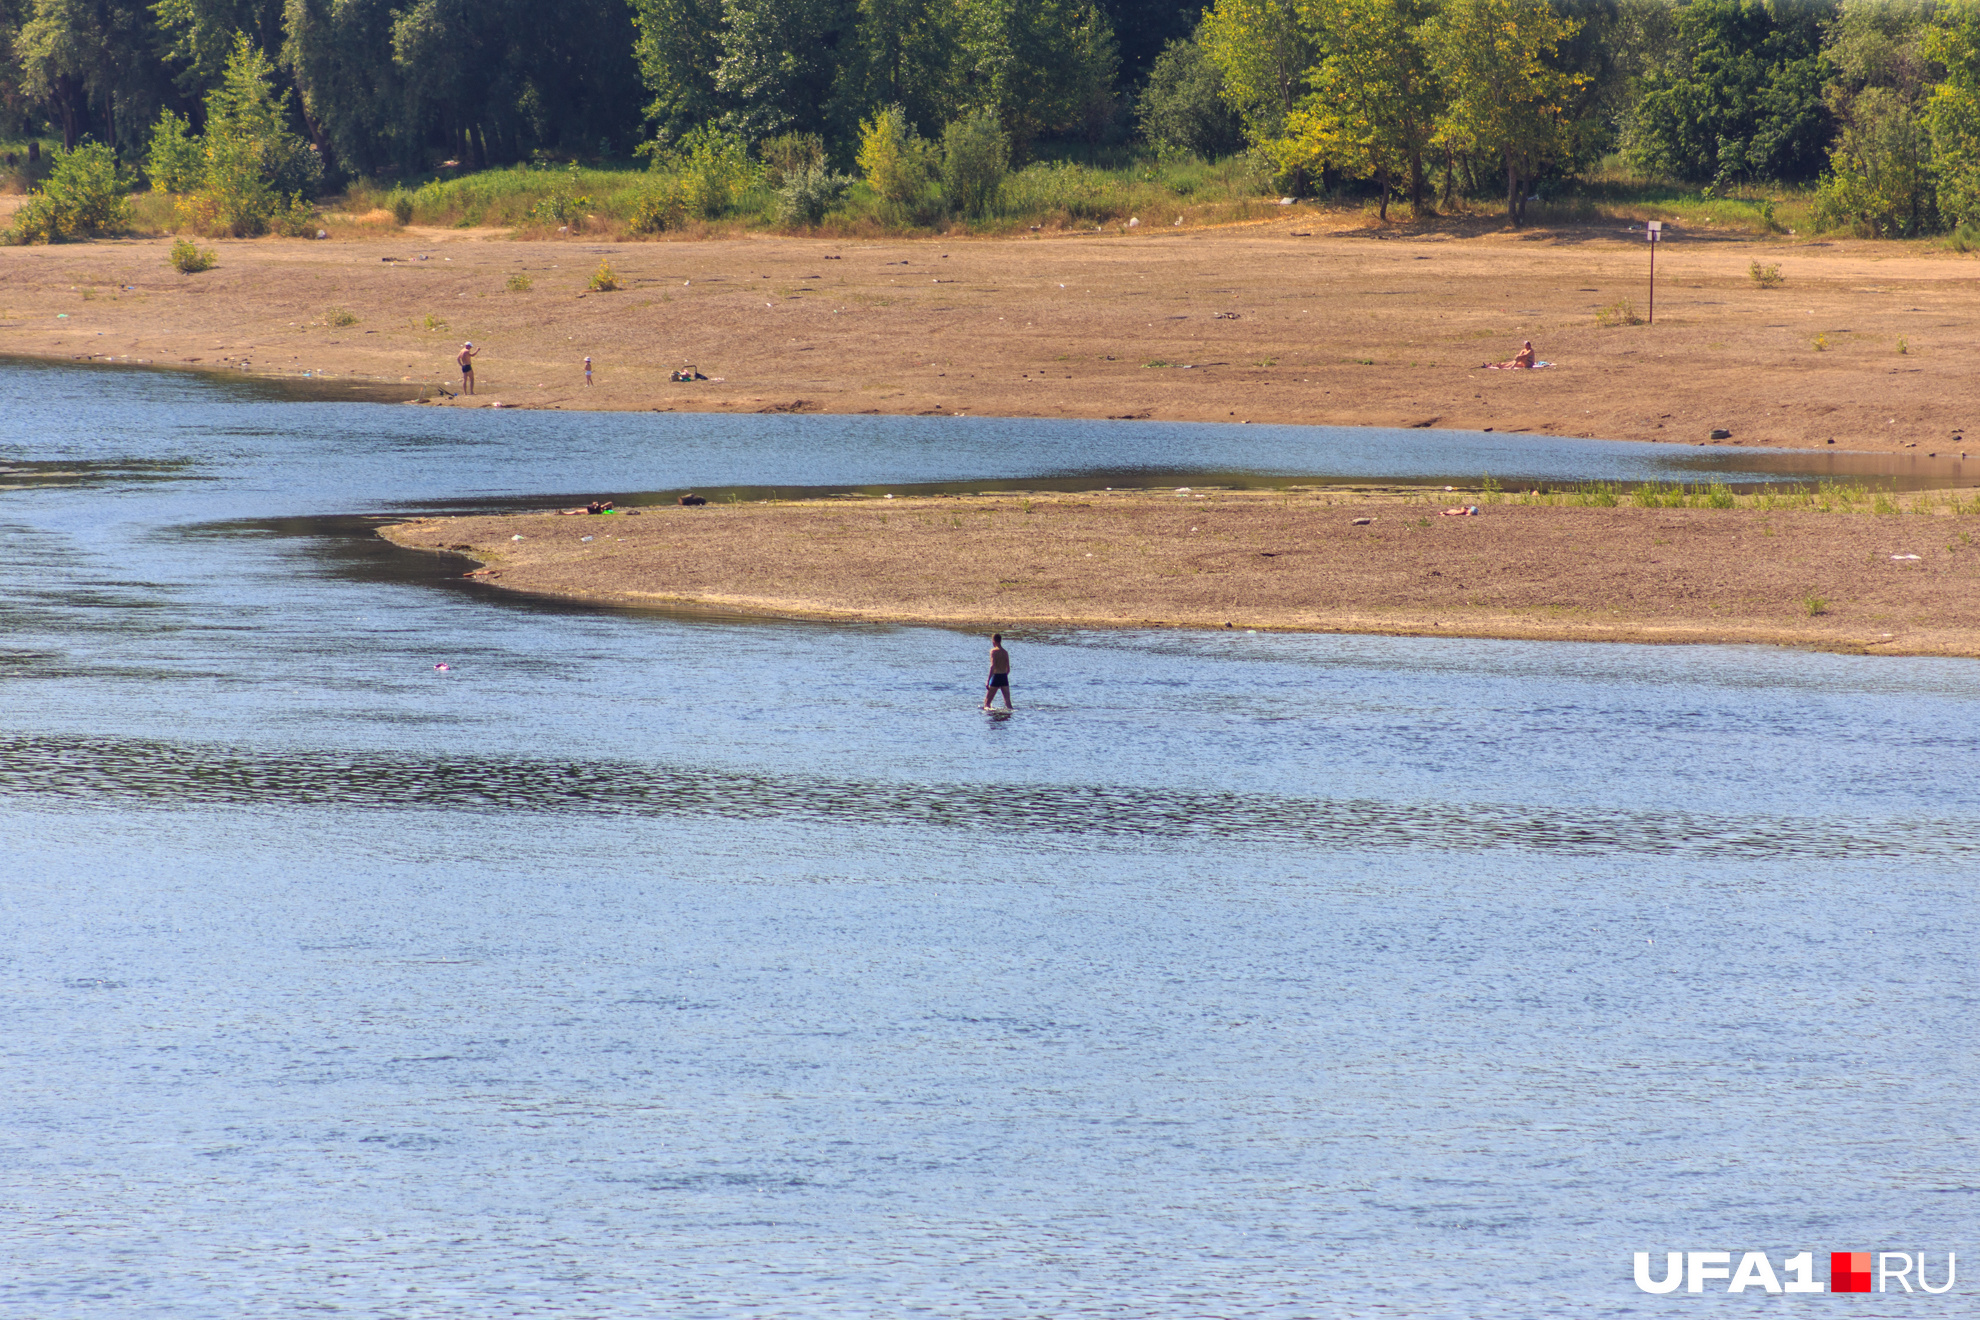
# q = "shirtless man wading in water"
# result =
<box><xmin>983</xmin><ymin>633</ymin><xmax>1012</xmax><ymax>710</ymax></box>
<box><xmin>457</xmin><ymin>342</ymin><xmax>479</xmax><ymax>395</ymax></box>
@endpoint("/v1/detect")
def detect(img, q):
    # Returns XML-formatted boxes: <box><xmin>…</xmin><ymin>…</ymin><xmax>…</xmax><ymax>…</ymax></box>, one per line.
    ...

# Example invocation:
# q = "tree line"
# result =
<box><xmin>7</xmin><ymin>0</ymin><xmax>1980</xmax><ymax>239</ymax></box>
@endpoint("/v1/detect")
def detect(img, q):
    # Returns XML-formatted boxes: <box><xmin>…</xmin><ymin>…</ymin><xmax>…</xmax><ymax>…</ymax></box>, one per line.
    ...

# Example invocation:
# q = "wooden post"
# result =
<box><xmin>1646</xmin><ymin>221</ymin><xmax>1662</xmax><ymax>325</ymax></box>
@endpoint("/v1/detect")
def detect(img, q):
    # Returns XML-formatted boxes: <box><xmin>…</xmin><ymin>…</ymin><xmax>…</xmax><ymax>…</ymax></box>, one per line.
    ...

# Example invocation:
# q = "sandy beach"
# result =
<box><xmin>4</xmin><ymin>215</ymin><xmax>1980</xmax><ymax>459</ymax></box>
<box><xmin>379</xmin><ymin>487</ymin><xmax>1980</xmax><ymax>657</ymax></box>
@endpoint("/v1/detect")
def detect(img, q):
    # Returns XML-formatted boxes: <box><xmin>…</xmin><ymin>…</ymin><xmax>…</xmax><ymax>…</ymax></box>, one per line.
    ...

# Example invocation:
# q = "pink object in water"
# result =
<box><xmin>434</xmin><ymin>663</ymin><xmax>450</xmax><ymax>671</ymax></box>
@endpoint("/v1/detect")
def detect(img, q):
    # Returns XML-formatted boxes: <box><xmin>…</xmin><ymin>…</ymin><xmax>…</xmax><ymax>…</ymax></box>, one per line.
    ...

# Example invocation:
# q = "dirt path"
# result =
<box><xmin>3</xmin><ymin>216</ymin><xmax>1980</xmax><ymax>465</ymax></box>
<box><xmin>380</xmin><ymin>488</ymin><xmax>1980</xmax><ymax>658</ymax></box>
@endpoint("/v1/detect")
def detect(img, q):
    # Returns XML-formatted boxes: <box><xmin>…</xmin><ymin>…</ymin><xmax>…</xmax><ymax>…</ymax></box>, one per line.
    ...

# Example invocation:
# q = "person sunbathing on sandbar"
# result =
<box><xmin>1484</xmin><ymin>340</ymin><xmax>1538</xmax><ymax>370</ymax></box>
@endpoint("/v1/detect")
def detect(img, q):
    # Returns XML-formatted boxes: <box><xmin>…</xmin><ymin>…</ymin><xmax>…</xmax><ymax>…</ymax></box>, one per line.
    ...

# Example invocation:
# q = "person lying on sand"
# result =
<box><xmin>557</xmin><ymin>500</ymin><xmax>614</xmax><ymax>515</ymax></box>
<box><xmin>1440</xmin><ymin>505</ymin><xmax>1480</xmax><ymax>517</ymax></box>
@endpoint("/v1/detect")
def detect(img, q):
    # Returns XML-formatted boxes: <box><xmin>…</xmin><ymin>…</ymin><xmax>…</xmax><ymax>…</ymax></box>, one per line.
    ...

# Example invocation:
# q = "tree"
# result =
<box><xmin>1198</xmin><ymin>0</ymin><xmax>1313</xmax><ymax>147</ymax></box>
<box><xmin>1274</xmin><ymin>0</ymin><xmax>1438</xmax><ymax>218</ymax></box>
<box><xmin>1815</xmin><ymin>0</ymin><xmax>1940</xmax><ymax>235</ymax></box>
<box><xmin>1626</xmin><ymin>0</ymin><xmax>1834</xmax><ymax>186</ymax></box>
<box><xmin>940</xmin><ymin>103</ymin><xmax>1006</xmax><ymax>213</ymax></box>
<box><xmin>713</xmin><ymin>0</ymin><xmax>855</xmax><ymax>142</ymax></box>
<box><xmin>1135</xmin><ymin>35</ymin><xmax>1244</xmax><ymax>158</ymax></box>
<box><xmin>630</xmin><ymin>0</ymin><xmax>726</xmax><ymax>146</ymax></box>
<box><xmin>1420</xmin><ymin>0</ymin><xmax>1583</xmax><ymax>226</ymax></box>
<box><xmin>957</xmin><ymin>0</ymin><xmax>1118</xmax><ymax>153</ymax></box>
<box><xmin>1924</xmin><ymin>0</ymin><xmax>1980</xmax><ymax>225</ymax></box>
<box><xmin>16</xmin><ymin>0</ymin><xmax>166</xmax><ymax>149</ymax></box>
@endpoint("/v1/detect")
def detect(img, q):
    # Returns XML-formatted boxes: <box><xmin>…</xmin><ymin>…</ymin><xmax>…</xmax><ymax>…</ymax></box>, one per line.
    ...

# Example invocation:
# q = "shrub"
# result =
<box><xmin>390</xmin><ymin>192</ymin><xmax>415</xmax><ymax>225</ymax></box>
<box><xmin>1748</xmin><ymin>261</ymin><xmax>1783</xmax><ymax>287</ymax></box>
<box><xmin>1803</xmin><ymin>594</ymin><xmax>1828</xmax><ymax>616</ymax></box>
<box><xmin>145</xmin><ymin>111</ymin><xmax>203</xmax><ymax>193</ymax></box>
<box><xmin>776</xmin><ymin>165</ymin><xmax>854</xmax><ymax>225</ymax></box>
<box><xmin>168</xmin><ymin>237</ymin><xmax>217</xmax><ymax>273</ymax></box>
<box><xmin>1595</xmin><ymin>299</ymin><xmax>1642</xmax><ymax>327</ymax></box>
<box><xmin>857</xmin><ymin>106</ymin><xmax>936</xmax><ymax>217</ymax></box>
<box><xmin>629</xmin><ymin>177</ymin><xmax>689</xmax><ymax>232</ymax></box>
<box><xmin>331</xmin><ymin>309</ymin><xmax>358</xmax><ymax>326</ymax></box>
<box><xmin>941</xmin><ymin>108</ymin><xmax>1010</xmax><ymax>218</ymax></box>
<box><xmin>9</xmin><ymin>143</ymin><xmax>131</xmax><ymax>243</ymax></box>
<box><xmin>506</xmin><ymin>272</ymin><xmax>533</xmax><ymax>292</ymax></box>
<box><xmin>668</xmin><ymin>126</ymin><xmax>756</xmax><ymax>218</ymax></box>
<box><xmin>530</xmin><ymin>165</ymin><xmax>592</xmax><ymax>229</ymax></box>
<box><xmin>274</xmin><ymin>193</ymin><xmax>319</xmax><ymax>236</ymax></box>
<box><xmin>1136</xmin><ymin>38</ymin><xmax>1245</xmax><ymax>159</ymax></box>
<box><xmin>760</xmin><ymin>132</ymin><xmax>825</xmax><ymax>189</ymax></box>
<box><xmin>1705</xmin><ymin>483</ymin><xmax>1737</xmax><ymax>509</ymax></box>
<box><xmin>589</xmin><ymin>259</ymin><xmax>619</xmax><ymax>291</ymax></box>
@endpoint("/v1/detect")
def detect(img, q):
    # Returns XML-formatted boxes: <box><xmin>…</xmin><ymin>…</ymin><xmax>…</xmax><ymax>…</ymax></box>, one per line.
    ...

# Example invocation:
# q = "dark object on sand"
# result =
<box><xmin>671</xmin><ymin>368</ymin><xmax>708</xmax><ymax>382</ymax></box>
<box><xmin>679</xmin><ymin>494</ymin><xmax>707</xmax><ymax>506</ymax></box>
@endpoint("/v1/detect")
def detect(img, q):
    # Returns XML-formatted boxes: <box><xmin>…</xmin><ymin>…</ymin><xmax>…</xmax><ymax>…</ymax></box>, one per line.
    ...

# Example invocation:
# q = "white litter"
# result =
<box><xmin>1892</xmin><ymin>553</ymin><xmax>1921</xmax><ymax>560</ymax></box>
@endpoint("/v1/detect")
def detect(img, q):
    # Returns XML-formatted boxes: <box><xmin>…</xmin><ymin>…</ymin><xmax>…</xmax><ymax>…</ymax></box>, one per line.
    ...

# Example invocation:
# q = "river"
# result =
<box><xmin>2</xmin><ymin>358</ymin><xmax>1975</xmax><ymax>1317</ymax></box>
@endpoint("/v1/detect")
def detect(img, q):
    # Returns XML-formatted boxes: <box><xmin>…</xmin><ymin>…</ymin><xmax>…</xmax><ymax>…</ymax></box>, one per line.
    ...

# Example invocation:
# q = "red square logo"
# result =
<box><xmin>1832</xmin><ymin>1252</ymin><xmax>1873</xmax><ymax>1293</ymax></box>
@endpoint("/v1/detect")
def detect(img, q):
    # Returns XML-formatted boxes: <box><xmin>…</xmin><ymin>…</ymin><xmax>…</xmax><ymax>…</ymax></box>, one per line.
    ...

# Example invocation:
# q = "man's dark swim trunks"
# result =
<box><xmin>987</xmin><ymin>672</ymin><xmax>1009</xmax><ymax>688</ymax></box>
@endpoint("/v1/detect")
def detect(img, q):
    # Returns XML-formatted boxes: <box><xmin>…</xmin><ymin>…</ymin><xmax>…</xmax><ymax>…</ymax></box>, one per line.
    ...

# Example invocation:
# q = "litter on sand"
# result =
<box><xmin>1892</xmin><ymin>553</ymin><xmax>1922</xmax><ymax>560</ymax></box>
<box><xmin>1441</xmin><ymin>506</ymin><xmax>1482</xmax><ymax>517</ymax></box>
<box><xmin>1352</xmin><ymin>517</ymin><xmax>1374</xmax><ymax>526</ymax></box>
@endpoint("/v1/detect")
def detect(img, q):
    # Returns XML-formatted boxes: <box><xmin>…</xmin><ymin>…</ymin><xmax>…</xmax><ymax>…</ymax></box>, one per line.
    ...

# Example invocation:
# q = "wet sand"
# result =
<box><xmin>380</xmin><ymin>487</ymin><xmax>1980</xmax><ymax>657</ymax></box>
<box><xmin>5</xmin><ymin>217</ymin><xmax>1980</xmax><ymax>454</ymax></box>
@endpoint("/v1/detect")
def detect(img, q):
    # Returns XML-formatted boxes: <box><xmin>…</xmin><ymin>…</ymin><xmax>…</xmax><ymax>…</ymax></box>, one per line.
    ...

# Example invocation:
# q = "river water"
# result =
<box><xmin>3</xmin><ymin>358</ymin><xmax>1976</xmax><ymax>1317</ymax></box>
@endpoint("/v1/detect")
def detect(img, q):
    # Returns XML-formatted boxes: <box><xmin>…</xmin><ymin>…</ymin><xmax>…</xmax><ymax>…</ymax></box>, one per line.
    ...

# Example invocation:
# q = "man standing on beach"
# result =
<box><xmin>983</xmin><ymin>633</ymin><xmax>1012</xmax><ymax>710</ymax></box>
<box><xmin>458</xmin><ymin>341</ymin><xmax>479</xmax><ymax>395</ymax></box>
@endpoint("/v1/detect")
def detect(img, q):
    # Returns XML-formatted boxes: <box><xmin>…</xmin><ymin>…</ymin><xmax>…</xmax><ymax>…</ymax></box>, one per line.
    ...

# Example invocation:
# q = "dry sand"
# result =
<box><xmin>379</xmin><ymin>488</ymin><xmax>1980</xmax><ymax>657</ymax></box>
<box><xmin>2</xmin><ymin>215</ymin><xmax>1979</xmax><ymax>469</ymax></box>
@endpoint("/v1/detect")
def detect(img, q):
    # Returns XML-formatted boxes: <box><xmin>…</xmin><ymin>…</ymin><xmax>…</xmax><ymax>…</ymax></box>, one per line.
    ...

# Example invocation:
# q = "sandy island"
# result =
<box><xmin>2</xmin><ymin>214</ymin><xmax>1980</xmax><ymax>467</ymax></box>
<box><xmin>380</xmin><ymin>487</ymin><xmax>1980</xmax><ymax>657</ymax></box>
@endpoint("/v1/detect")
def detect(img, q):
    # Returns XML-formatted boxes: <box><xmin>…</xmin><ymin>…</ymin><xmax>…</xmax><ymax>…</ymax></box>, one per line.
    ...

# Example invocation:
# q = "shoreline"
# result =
<box><xmin>379</xmin><ymin>487</ymin><xmax>1980</xmax><ymax>658</ymax></box>
<box><xmin>7</xmin><ymin>225</ymin><xmax>1980</xmax><ymax>451</ymax></box>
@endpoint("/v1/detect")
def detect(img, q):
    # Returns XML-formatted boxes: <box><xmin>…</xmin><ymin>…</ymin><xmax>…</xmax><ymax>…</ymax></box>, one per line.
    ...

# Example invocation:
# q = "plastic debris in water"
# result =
<box><xmin>434</xmin><ymin>663</ymin><xmax>450</xmax><ymax>671</ymax></box>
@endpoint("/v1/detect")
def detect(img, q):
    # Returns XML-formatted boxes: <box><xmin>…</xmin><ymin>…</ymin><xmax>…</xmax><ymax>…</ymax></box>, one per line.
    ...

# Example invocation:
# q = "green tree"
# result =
<box><xmin>958</xmin><ymin>0</ymin><xmax>1118</xmax><ymax>153</ymax></box>
<box><xmin>1816</xmin><ymin>0</ymin><xmax>1940</xmax><ymax>235</ymax></box>
<box><xmin>1274</xmin><ymin>0</ymin><xmax>1438</xmax><ymax>218</ymax></box>
<box><xmin>713</xmin><ymin>0</ymin><xmax>855</xmax><ymax>141</ymax></box>
<box><xmin>1626</xmin><ymin>0</ymin><xmax>1834</xmax><ymax>186</ymax></box>
<box><xmin>1927</xmin><ymin>0</ymin><xmax>1980</xmax><ymax>227</ymax></box>
<box><xmin>1135</xmin><ymin>35</ymin><xmax>1244</xmax><ymax>158</ymax></box>
<box><xmin>630</xmin><ymin>0</ymin><xmax>725</xmax><ymax>146</ymax></box>
<box><xmin>940</xmin><ymin>103</ymin><xmax>1006</xmax><ymax>214</ymax></box>
<box><xmin>837</xmin><ymin>0</ymin><xmax>965</xmax><ymax>139</ymax></box>
<box><xmin>1199</xmin><ymin>0</ymin><xmax>1314</xmax><ymax>147</ymax></box>
<box><xmin>1420</xmin><ymin>0</ymin><xmax>1583</xmax><ymax>226</ymax></box>
<box><xmin>16</xmin><ymin>0</ymin><xmax>164</xmax><ymax>150</ymax></box>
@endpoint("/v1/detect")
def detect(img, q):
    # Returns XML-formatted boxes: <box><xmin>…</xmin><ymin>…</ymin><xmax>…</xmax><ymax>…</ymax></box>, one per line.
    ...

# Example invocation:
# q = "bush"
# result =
<box><xmin>390</xmin><ymin>192</ymin><xmax>415</xmax><ymax>225</ymax></box>
<box><xmin>776</xmin><ymin>165</ymin><xmax>854</xmax><ymax>225</ymax></box>
<box><xmin>1748</xmin><ymin>261</ymin><xmax>1783</xmax><ymax>287</ymax></box>
<box><xmin>857</xmin><ymin>106</ymin><xmax>937</xmax><ymax>218</ymax></box>
<box><xmin>275</xmin><ymin>194</ymin><xmax>319</xmax><ymax>237</ymax></box>
<box><xmin>8</xmin><ymin>143</ymin><xmax>132</xmax><ymax>243</ymax></box>
<box><xmin>506</xmin><ymin>271</ymin><xmax>533</xmax><ymax>291</ymax></box>
<box><xmin>670</xmin><ymin>126</ymin><xmax>757</xmax><ymax>218</ymax></box>
<box><xmin>1136</xmin><ymin>38</ymin><xmax>1245</xmax><ymax>159</ymax></box>
<box><xmin>760</xmin><ymin>132</ymin><xmax>826</xmax><ymax>189</ymax></box>
<box><xmin>145</xmin><ymin>112</ymin><xmax>203</xmax><ymax>194</ymax></box>
<box><xmin>941</xmin><ymin>109</ymin><xmax>1010</xmax><ymax>218</ymax></box>
<box><xmin>589</xmin><ymin>259</ymin><xmax>619</xmax><ymax>291</ymax></box>
<box><xmin>1595</xmin><ymin>299</ymin><xmax>1642</xmax><ymax>327</ymax></box>
<box><xmin>629</xmin><ymin>177</ymin><xmax>690</xmax><ymax>232</ymax></box>
<box><xmin>168</xmin><ymin>237</ymin><xmax>217</xmax><ymax>273</ymax></box>
<box><xmin>529</xmin><ymin>165</ymin><xmax>592</xmax><ymax>229</ymax></box>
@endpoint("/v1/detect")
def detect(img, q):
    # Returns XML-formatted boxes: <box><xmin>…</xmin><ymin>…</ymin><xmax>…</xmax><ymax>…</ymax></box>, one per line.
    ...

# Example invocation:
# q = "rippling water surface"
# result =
<box><xmin>2</xmin><ymin>359</ymin><xmax>1976</xmax><ymax>1317</ymax></box>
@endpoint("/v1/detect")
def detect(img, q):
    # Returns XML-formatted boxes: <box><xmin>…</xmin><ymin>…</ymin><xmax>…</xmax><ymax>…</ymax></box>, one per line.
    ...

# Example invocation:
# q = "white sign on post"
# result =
<box><xmin>1645</xmin><ymin>222</ymin><xmax>1661</xmax><ymax>324</ymax></box>
<box><xmin>1646</xmin><ymin>220</ymin><xmax>1662</xmax><ymax>242</ymax></box>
